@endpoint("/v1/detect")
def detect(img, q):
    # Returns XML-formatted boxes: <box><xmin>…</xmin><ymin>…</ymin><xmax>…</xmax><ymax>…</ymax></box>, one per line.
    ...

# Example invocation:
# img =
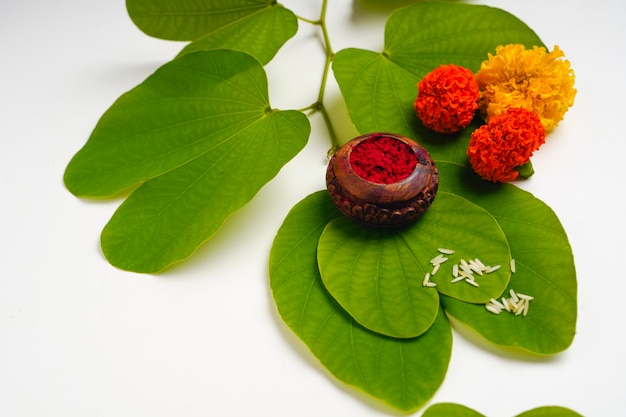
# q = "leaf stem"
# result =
<box><xmin>297</xmin><ymin>0</ymin><xmax>340</xmax><ymax>155</ymax></box>
<box><xmin>296</xmin><ymin>15</ymin><xmax>319</xmax><ymax>25</ymax></box>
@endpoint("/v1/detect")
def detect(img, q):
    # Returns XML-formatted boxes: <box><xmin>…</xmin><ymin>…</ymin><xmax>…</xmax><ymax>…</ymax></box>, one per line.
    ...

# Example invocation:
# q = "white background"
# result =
<box><xmin>1</xmin><ymin>0</ymin><xmax>624</xmax><ymax>415</ymax></box>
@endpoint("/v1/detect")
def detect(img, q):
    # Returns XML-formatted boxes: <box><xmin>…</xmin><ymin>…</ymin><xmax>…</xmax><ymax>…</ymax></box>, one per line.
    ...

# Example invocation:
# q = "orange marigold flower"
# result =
<box><xmin>467</xmin><ymin>108</ymin><xmax>546</xmax><ymax>183</ymax></box>
<box><xmin>475</xmin><ymin>44</ymin><xmax>576</xmax><ymax>132</ymax></box>
<box><xmin>415</xmin><ymin>64</ymin><xmax>479</xmax><ymax>134</ymax></box>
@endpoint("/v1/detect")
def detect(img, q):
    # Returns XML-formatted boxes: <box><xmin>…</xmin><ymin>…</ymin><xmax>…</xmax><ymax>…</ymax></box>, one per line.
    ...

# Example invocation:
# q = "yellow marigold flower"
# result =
<box><xmin>475</xmin><ymin>44</ymin><xmax>576</xmax><ymax>132</ymax></box>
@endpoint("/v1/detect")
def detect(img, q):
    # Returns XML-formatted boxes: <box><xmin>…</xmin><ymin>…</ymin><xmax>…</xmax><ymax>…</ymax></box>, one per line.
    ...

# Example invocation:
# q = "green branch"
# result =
<box><xmin>297</xmin><ymin>0</ymin><xmax>340</xmax><ymax>155</ymax></box>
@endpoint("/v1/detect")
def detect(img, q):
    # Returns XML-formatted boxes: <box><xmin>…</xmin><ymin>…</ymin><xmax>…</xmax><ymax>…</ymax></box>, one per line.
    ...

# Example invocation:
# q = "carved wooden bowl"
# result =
<box><xmin>326</xmin><ymin>132</ymin><xmax>438</xmax><ymax>228</ymax></box>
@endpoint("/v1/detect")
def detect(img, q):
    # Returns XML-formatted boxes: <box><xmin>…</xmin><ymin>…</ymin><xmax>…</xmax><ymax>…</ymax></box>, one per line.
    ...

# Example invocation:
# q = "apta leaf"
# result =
<box><xmin>423</xmin><ymin>403</ymin><xmax>485</xmax><ymax>417</ymax></box>
<box><xmin>423</xmin><ymin>403</ymin><xmax>582</xmax><ymax>417</ymax></box>
<box><xmin>437</xmin><ymin>163</ymin><xmax>577</xmax><ymax>354</ymax></box>
<box><xmin>127</xmin><ymin>0</ymin><xmax>297</xmax><ymax>64</ymax></box>
<box><xmin>333</xmin><ymin>2</ymin><xmax>544</xmax><ymax>162</ymax></box>
<box><xmin>515</xmin><ymin>406</ymin><xmax>583</xmax><ymax>417</ymax></box>
<box><xmin>356</xmin><ymin>0</ymin><xmax>424</xmax><ymax>13</ymax></box>
<box><xmin>317</xmin><ymin>192</ymin><xmax>511</xmax><ymax>338</ymax></box>
<box><xmin>269</xmin><ymin>191</ymin><xmax>452</xmax><ymax>412</ymax></box>
<box><xmin>64</xmin><ymin>50</ymin><xmax>309</xmax><ymax>272</ymax></box>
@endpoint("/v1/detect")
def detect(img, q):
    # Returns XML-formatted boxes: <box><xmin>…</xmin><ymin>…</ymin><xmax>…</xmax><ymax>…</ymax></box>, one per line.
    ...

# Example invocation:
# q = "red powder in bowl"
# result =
<box><xmin>350</xmin><ymin>136</ymin><xmax>418</xmax><ymax>184</ymax></box>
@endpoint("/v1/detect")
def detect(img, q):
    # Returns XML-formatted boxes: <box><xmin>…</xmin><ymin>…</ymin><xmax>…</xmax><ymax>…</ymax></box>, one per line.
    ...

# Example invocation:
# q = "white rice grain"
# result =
<box><xmin>489</xmin><ymin>298</ymin><xmax>505</xmax><ymax>309</ymax></box>
<box><xmin>422</xmin><ymin>273</ymin><xmax>431</xmax><ymax>287</ymax></box>
<box><xmin>430</xmin><ymin>254</ymin><xmax>447</xmax><ymax>266</ymax></box>
<box><xmin>465</xmin><ymin>278</ymin><xmax>479</xmax><ymax>287</ymax></box>
<box><xmin>474</xmin><ymin>258</ymin><xmax>486</xmax><ymax>269</ymax></box>
<box><xmin>468</xmin><ymin>260</ymin><xmax>484</xmax><ymax>276</ymax></box>
<box><xmin>451</xmin><ymin>275</ymin><xmax>466</xmax><ymax>284</ymax></box>
<box><xmin>486</xmin><ymin>304</ymin><xmax>501</xmax><ymax>314</ymax></box>
<box><xmin>485</xmin><ymin>265</ymin><xmax>501</xmax><ymax>273</ymax></box>
<box><xmin>460</xmin><ymin>263</ymin><xmax>473</xmax><ymax>277</ymax></box>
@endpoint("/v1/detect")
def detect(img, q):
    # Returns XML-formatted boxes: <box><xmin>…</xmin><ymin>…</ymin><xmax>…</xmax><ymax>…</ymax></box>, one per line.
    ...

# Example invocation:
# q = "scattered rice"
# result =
<box><xmin>460</xmin><ymin>262</ymin><xmax>474</xmax><ymax>277</ymax></box>
<box><xmin>468</xmin><ymin>260</ymin><xmax>482</xmax><ymax>275</ymax></box>
<box><xmin>422</xmin><ymin>272</ymin><xmax>437</xmax><ymax>288</ymax></box>
<box><xmin>473</xmin><ymin>258</ymin><xmax>486</xmax><ymax>269</ymax></box>
<box><xmin>485</xmin><ymin>289</ymin><xmax>533</xmax><ymax>317</ymax></box>
<box><xmin>489</xmin><ymin>298</ymin><xmax>505</xmax><ymax>309</ymax></box>
<box><xmin>422</xmin><ymin>248</ymin><xmax>516</xmax><ymax>292</ymax></box>
<box><xmin>486</xmin><ymin>304</ymin><xmax>501</xmax><ymax>314</ymax></box>
<box><xmin>451</xmin><ymin>252</ymin><xmax>500</xmax><ymax>287</ymax></box>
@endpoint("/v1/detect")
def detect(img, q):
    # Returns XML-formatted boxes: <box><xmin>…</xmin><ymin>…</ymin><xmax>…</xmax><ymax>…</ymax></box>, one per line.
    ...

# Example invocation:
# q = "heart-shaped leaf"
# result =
<box><xmin>333</xmin><ymin>2</ymin><xmax>544</xmax><ymax>163</ymax></box>
<box><xmin>423</xmin><ymin>403</ymin><xmax>485</xmax><ymax>417</ymax></box>
<box><xmin>423</xmin><ymin>403</ymin><xmax>582</xmax><ymax>417</ymax></box>
<box><xmin>317</xmin><ymin>192</ymin><xmax>511</xmax><ymax>338</ymax></box>
<box><xmin>515</xmin><ymin>406</ymin><xmax>583</xmax><ymax>417</ymax></box>
<box><xmin>269</xmin><ymin>191</ymin><xmax>452</xmax><ymax>412</ymax></box>
<box><xmin>64</xmin><ymin>50</ymin><xmax>310</xmax><ymax>272</ymax></box>
<box><xmin>437</xmin><ymin>162</ymin><xmax>577</xmax><ymax>354</ymax></box>
<box><xmin>317</xmin><ymin>215</ymin><xmax>441</xmax><ymax>338</ymax></box>
<box><xmin>127</xmin><ymin>0</ymin><xmax>297</xmax><ymax>64</ymax></box>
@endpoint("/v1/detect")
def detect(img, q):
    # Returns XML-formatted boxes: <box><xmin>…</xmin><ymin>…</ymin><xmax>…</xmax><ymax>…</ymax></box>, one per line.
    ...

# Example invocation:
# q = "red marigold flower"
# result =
<box><xmin>415</xmin><ymin>64</ymin><xmax>479</xmax><ymax>134</ymax></box>
<box><xmin>467</xmin><ymin>108</ymin><xmax>546</xmax><ymax>183</ymax></box>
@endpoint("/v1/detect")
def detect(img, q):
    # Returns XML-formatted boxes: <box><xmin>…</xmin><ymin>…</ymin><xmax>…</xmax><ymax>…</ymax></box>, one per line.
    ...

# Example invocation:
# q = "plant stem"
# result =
<box><xmin>297</xmin><ymin>0</ymin><xmax>340</xmax><ymax>155</ymax></box>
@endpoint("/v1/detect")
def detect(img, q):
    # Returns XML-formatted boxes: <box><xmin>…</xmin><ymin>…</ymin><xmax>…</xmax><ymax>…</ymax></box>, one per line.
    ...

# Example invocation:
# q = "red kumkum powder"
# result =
<box><xmin>350</xmin><ymin>136</ymin><xmax>418</xmax><ymax>184</ymax></box>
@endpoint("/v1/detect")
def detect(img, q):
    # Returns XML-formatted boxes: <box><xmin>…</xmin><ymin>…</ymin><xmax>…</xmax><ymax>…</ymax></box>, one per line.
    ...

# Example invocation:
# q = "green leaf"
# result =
<box><xmin>317</xmin><ymin>215</ymin><xmax>440</xmax><ymax>339</ymax></box>
<box><xmin>317</xmin><ymin>192</ymin><xmax>511</xmax><ymax>338</ymax></box>
<box><xmin>127</xmin><ymin>0</ymin><xmax>297</xmax><ymax>64</ymax></box>
<box><xmin>269</xmin><ymin>191</ymin><xmax>452</xmax><ymax>412</ymax></box>
<box><xmin>423</xmin><ymin>403</ymin><xmax>583</xmax><ymax>417</ymax></box>
<box><xmin>333</xmin><ymin>2</ymin><xmax>544</xmax><ymax>163</ymax></box>
<box><xmin>178</xmin><ymin>5</ymin><xmax>297</xmax><ymax>65</ymax></box>
<box><xmin>515</xmin><ymin>406</ymin><xmax>584</xmax><ymax>417</ymax></box>
<box><xmin>356</xmin><ymin>0</ymin><xmax>425</xmax><ymax>13</ymax></box>
<box><xmin>437</xmin><ymin>162</ymin><xmax>577</xmax><ymax>354</ymax></box>
<box><xmin>423</xmin><ymin>403</ymin><xmax>485</xmax><ymax>417</ymax></box>
<box><xmin>64</xmin><ymin>50</ymin><xmax>310</xmax><ymax>272</ymax></box>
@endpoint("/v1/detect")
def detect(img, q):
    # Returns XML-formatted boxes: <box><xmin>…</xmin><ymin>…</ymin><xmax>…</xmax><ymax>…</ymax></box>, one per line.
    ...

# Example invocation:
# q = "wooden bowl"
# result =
<box><xmin>326</xmin><ymin>132</ymin><xmax>438</xmax><ymax>228</ymax></box>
